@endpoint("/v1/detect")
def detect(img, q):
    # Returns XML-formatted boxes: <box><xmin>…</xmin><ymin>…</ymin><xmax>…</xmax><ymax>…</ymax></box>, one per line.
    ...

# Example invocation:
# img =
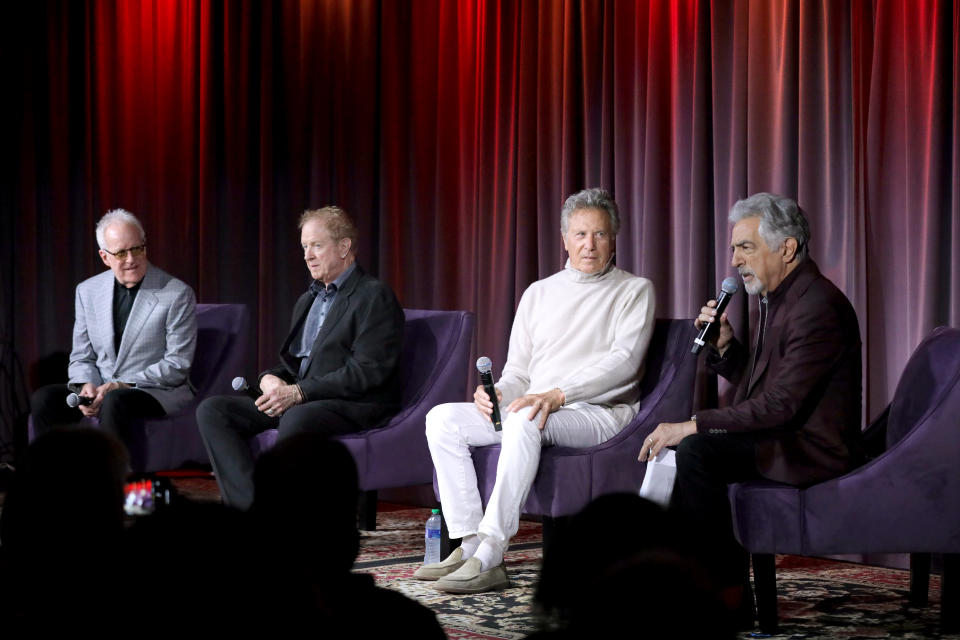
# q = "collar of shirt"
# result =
<box><xmin>309</xmin><ymin>262</ymin><xmax>356</xmax><ymax>297</ymax></box>
<box><xmin>562</xmin><ymin>256</ymin><xmax>617</xmax><ymax>283</ymax></box>
<box><xmin>114</xmin><ymin>277</ymin><xmax>143</xmax><ymax>296</ymax></box>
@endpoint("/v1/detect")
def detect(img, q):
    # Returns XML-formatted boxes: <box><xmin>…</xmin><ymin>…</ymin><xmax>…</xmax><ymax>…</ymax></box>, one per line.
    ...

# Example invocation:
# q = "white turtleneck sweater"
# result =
<box><xmin>495</xmin><ymin>260</ymin><xmax>656</xmax><ymax>424</ymax></box>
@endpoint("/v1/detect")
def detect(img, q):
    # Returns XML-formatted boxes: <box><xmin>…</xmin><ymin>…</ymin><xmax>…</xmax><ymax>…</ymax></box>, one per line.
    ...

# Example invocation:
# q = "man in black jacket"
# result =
<box><xmin>197</xmin><ymin>207</ymin><xmax>404</xmax><ymax>510</ymax></box>
<box><xmin>640</xmin><ymin>192</ymin><xmax>862</xmax><ymax>614</ymax></box>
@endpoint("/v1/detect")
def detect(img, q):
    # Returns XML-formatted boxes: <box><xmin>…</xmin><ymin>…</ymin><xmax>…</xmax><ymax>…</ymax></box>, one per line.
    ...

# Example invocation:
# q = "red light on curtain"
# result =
<box><xmin>89</xmin><ymin>0</ymin><xmax>207</xmax><ymax>224</ymax></box>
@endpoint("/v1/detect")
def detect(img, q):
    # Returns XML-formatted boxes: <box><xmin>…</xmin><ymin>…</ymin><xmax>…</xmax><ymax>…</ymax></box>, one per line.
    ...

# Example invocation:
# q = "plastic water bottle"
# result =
<box><xmin>424</xmin><ymin>509</ymin><xmax>442</xmax><ymax>565</ymax></box>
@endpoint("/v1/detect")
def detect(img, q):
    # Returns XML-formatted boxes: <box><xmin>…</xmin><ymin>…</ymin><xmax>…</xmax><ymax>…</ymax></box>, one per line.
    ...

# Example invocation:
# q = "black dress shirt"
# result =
<box><xmin>113</xmin><ymin>278</ymin><xmax>142</xmax><ymax>353</ymax></box>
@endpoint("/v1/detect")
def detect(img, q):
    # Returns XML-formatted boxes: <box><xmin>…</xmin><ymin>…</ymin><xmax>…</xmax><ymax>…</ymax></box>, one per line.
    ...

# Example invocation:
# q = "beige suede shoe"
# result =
<box><xmin>433</xmin><ymin>557</ymin><xmax>510</xmax><ymax>594</ymax></box>
<box><xmin>412</xmin><ymin>547</ymin><xmax>468</xmax><ymax>580</ymax></box>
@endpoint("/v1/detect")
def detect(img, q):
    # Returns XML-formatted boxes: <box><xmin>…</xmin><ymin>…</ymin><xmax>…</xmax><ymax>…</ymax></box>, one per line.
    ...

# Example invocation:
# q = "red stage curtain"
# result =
<box><xmin>2</xmin><ymin>0</ymin><xmax>958</xmax><ymax>421</ymax></box>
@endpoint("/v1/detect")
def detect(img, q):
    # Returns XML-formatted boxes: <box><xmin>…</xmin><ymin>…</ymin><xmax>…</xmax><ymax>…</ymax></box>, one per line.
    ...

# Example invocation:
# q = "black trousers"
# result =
<box><xmin>196</xmin><ymin>395</ymin><xmax>362</xmax><ymax>511</ymax></box>
<box><xmin>672</xmin><ymin>432</ymin><xmax>762</xmax><ymax>589</ymax></box>
<box><xmin>30</xmin><ymin>384</ymin><xmax>166</xmax><ymax>442</ymax></box>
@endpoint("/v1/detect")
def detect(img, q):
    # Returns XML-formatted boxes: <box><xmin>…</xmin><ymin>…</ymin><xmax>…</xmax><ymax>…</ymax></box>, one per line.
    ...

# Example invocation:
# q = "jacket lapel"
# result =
<box><xmin>97</xmin><ymin>273</ymin><xmax>118</xmax><ymax>362</ymax></box>
<box><xmin>303</xmin><ymin>267</ymin><xmax>362</xmax><ymax>369</ymax></box>
<box><xmin>115</xmin><ymin>268</ymin><xmax>158</xmax><ymax>368</ymax></box>
<box><xmin>746</xmin><ymin>337</ymin><xmax>772</xmax><ymax>396</ymax></box>
<box><xmin>313</xmin><ymin>274</ymin><xmax>358</xmax><ymax>344</ymax></box>
<box><xmin>744</xmin><ymin>261</ymin><xmax>818</xmax><ymax>398</ymax></box>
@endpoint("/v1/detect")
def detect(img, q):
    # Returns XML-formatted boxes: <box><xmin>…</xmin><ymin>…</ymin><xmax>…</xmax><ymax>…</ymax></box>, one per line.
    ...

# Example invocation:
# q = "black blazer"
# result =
<box><xmin>260</xmin><ymin>265</ymin><xmax>405</xmax><ymax>429</ymax></box>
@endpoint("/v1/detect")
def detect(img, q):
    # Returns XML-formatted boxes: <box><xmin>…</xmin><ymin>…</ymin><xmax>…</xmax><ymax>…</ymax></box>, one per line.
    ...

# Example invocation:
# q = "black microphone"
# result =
<box><xmin>692</xmin><ymin>277</ymin><xmax>739</xmax><ymax>354</ymax></box>
<box><xmin>66</xmin><ymin>393</ymin><xmax>94</xmax><ymax>408</ymax></box>
<box><xmin>476</xmin><ymin>357</ymin><xmax>502</xmax><ymax>431</ymax></box>
<box><xmin>232</xmin><ymin>376</ymin><xmax>262</xmax><ymax>401</ymax></box>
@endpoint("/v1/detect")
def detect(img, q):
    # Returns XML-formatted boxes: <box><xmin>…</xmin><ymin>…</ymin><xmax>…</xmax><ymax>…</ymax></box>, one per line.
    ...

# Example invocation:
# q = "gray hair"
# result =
<box><xmin>560</xmin><ymin>188</ymin><xmax>621</xmax><ymax>235</ymax></box>
<box><xmin>729</xmin><ymin>193</ymin><xmax>810</xmax><ymax>262</ymax></box>
<box><xmin>95</xmin><ymin>209</ymin><xmax>146</xmax><ymax>250</ymax></box>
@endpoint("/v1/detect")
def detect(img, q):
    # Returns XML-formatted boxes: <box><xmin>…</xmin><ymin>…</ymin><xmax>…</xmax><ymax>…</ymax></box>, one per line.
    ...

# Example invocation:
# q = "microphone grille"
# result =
<box><xmin>231</xmin><ymin>377</ymin><xmax>247</xmax><ymax>391</ymax></box>
<box><xmin>65</xmin><ymin>393</ymin><xmax>80</xmax><ymax>408</ymax></box>
<box><xmin>721</xmin><ymin>277</ymin><xmax>739</xmax><ymax>295</ymax></box>
<box><xmin>476</xmin><ymin>356</ymin><xmax>492</xmax><ymax>373</ymax></box>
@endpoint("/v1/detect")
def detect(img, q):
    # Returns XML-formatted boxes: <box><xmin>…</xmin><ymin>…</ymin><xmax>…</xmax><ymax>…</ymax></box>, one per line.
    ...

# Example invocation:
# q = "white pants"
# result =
<box><xmin>425</xmin><ymin>401</ymin><xmax>625</xmax><ymax>554</ymax></box>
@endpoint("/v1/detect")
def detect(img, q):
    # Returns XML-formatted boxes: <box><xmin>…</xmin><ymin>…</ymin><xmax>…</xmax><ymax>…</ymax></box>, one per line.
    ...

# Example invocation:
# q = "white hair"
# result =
<box><xmin>95</xmin><ymin>209</ymin><xmax>146</xmax><ymax>250</ymax></box>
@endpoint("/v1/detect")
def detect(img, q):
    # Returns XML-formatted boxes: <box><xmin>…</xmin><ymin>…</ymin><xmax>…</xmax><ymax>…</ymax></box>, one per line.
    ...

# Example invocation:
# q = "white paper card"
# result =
<box><xmin>638</xmin><ymin>448</ymin><xmax>677</xmax><ymax>507</ymax></box>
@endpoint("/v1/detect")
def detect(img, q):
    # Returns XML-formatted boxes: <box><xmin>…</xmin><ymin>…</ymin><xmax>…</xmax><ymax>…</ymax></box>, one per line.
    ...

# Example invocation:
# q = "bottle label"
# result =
<box><xmin>426</xmin><ymin>528</ymin><xmax>441</xmax><ymax>539</ymax></box>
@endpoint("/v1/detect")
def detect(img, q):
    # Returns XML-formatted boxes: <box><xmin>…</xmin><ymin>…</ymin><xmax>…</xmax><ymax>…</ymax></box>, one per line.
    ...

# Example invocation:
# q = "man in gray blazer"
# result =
<box><xmin>30</xmin><ymin>209</ymin><xmax>197</xmax><ymax>443</ymax></box>
<box><xmin>197</xmin><ymin>206</ymin><xmax>404</xmax><ymax>510</ymax></box>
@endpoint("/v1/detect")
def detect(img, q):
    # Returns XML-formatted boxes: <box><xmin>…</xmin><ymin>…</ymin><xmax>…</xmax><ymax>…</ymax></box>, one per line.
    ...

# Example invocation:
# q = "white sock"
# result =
<box><xmin>472</xmin><ymin>539</ymin><xmax>503</xmax><ymax>572</ymax></box>
<box><xmin>457</xmin><ymin>534</ymin><xmax>481</xmax><ymax>560</ymax></box>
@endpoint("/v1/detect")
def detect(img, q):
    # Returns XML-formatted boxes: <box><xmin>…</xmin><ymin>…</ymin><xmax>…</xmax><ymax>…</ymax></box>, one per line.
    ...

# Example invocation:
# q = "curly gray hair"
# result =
<box><xmin>729</xmin><ymin>193</ymin><xmax>810</xmax><ymax>261</ymax></box>
<box><xmin>560</xmin><ymin>188</ymin><xmax>621</xmax><ymax>235</ymax></box>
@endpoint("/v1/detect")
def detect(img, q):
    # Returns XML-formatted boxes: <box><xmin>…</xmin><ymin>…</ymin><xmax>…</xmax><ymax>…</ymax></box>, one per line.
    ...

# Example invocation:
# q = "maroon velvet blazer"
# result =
<box><xmin>696</xmin><ymin>259</ymin><xmax>862</xmax><ymax>486</ymax></box>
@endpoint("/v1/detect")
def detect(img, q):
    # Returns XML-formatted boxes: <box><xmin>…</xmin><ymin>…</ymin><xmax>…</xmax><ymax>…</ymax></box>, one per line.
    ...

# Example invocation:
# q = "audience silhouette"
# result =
<box><xmin>0</xmin><ymin>428</ymin><xmax>128</xmax><ymax>631</ymax></box>
<box><xmin>1</xmin><ymin>430</ymin><xmax>739</xmax><ymax>637</ymax></box>
<box><xmin>251</xmin><ymin>432</ymin><xmax>446</xmax><ymax>637</ymax></box>
<box><xmin>123</xmin><ymin>499</ymin><xmax>268</xmax><ymax>632</ymax></box>
<box><xmin>530</xmin><ymin>493</ymin><xmax>735</xmax><ymax>639</ymax></box>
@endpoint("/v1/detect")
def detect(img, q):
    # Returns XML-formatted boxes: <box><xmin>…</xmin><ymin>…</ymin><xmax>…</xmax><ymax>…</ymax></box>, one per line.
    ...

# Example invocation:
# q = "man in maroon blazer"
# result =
<box><xmin>640</xmin><ymin>192</ymin><xmax>862</xmax><ymax>610</ymax></box>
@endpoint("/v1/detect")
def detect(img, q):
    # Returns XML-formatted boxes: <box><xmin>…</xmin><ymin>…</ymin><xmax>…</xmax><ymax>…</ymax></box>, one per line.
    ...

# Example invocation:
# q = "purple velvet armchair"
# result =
<box><xmin>442</xmin><ymin>318</ymin><xmax>697</xmax><ymax>546</ymax></box>
<box><xmin>251</xmin><ymin>308</ymin><xmax>475</xmax><ymax>529</ymax></box>
<box><xmin>28</xmin><ymin>303</ymin><xmax>250</xmax><ymax>472</ymax></box>
<box><xmin>729</xmin><ymin>326</ymin><xmax>960</xmax><ymax>634</ymax></box>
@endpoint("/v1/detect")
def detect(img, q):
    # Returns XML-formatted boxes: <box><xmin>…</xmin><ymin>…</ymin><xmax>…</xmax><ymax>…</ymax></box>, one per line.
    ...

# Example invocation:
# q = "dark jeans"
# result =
<box><xmin>196</xmin><ymin>395</ymin><xmax>362</xmax><ymax>511</ymax></box>
<box><xmin>672</xmin><ymin>432</ymin><xmax>761</xmax><ymax>588</ymax></box>
<box><xmin>31</xmin><ymin>384</ymin><xmax>166</xmax><ymax>442</ymax></box>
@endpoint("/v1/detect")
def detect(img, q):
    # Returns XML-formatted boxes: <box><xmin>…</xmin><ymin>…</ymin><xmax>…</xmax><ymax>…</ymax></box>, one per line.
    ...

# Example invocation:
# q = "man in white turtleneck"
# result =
<box><xmin>415</xmin><ymin>188</ymin><xmax>656</xmax><ymax>593</ymax></box>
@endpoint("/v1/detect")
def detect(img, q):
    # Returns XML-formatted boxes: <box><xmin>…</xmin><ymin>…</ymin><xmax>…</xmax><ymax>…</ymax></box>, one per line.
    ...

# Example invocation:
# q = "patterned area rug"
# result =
<box><xmin>167</xmin><ymin>478</ymin><xmax>956</xmax><ymax>639</ymax></box>
<box><xmin>768</xmin><ymin>556</ymin><xmax>951</xmax><ymax>639</ymax></box>
<box><xmin>354</xmin><ymin>506</ymin><xmax>958</xmax><ymax>640</ymax></box>
<box><xmin>356</xmin><ymin>507</ymin><xmax>544</xmax><ymax>639</ymax></box>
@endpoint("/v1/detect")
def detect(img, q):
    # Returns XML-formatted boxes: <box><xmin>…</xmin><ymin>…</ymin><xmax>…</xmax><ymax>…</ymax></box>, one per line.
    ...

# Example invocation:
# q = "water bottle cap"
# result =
<box><xmin>431</xmin><ymin>508</ymin><xmax>440</xmax><ymax>514</ymax></box>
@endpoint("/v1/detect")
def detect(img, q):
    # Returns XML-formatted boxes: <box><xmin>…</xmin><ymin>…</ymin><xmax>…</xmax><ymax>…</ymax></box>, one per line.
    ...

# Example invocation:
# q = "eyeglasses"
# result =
<box><xmin>102</xmin><ymin>244</ymin><xmax>147</xmax><ymax>260</ymax></box>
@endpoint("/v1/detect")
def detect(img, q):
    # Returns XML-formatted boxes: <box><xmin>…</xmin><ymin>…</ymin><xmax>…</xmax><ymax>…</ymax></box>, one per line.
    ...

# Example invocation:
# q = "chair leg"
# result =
<box><xmin>909</xmin><ymin>552</ymin><xmax>930</xmax><ymax>606</ymax></box>
<box><xmin>357</xmin><ymin>489</ymin><xmax>378</xmax><ymax>531</ymax></box>
<box><xmin>943</xmin><ymin>553</ymin><xmax>959</xmax><ymax>633</ymax></box>
<box><xmin>752</xmin><ymin>553</ymin><xmax>779</xmax><ymax>634</ymax></box>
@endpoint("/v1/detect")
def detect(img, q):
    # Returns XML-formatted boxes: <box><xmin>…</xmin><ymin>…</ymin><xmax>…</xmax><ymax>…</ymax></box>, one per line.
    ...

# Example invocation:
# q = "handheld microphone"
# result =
<box><xmin>692</xmin><ymin>277</ymin><xmax>739</xmax><ymax>354</ymax></box>
<box><xmin>66</xmin><ymin>393</ymin><xmax>94</xmax><ymax>408</ymax></box>
<box><xmin>475</xmin><ymin>357</ymin><xmax>502</xmax><ymax>431</ymax></box>
<box><xmin>232</xmin><ymin>376</ymin><xmax>262</xmax><ymax>401</ymax></box>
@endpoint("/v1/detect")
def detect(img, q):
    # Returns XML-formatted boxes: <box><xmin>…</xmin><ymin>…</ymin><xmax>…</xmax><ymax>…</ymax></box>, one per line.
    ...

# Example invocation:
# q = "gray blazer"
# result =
<box><xmin>68</xmin><ymin>264</ymin><xmax>197</xmax><ymax>414</ymax></box>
